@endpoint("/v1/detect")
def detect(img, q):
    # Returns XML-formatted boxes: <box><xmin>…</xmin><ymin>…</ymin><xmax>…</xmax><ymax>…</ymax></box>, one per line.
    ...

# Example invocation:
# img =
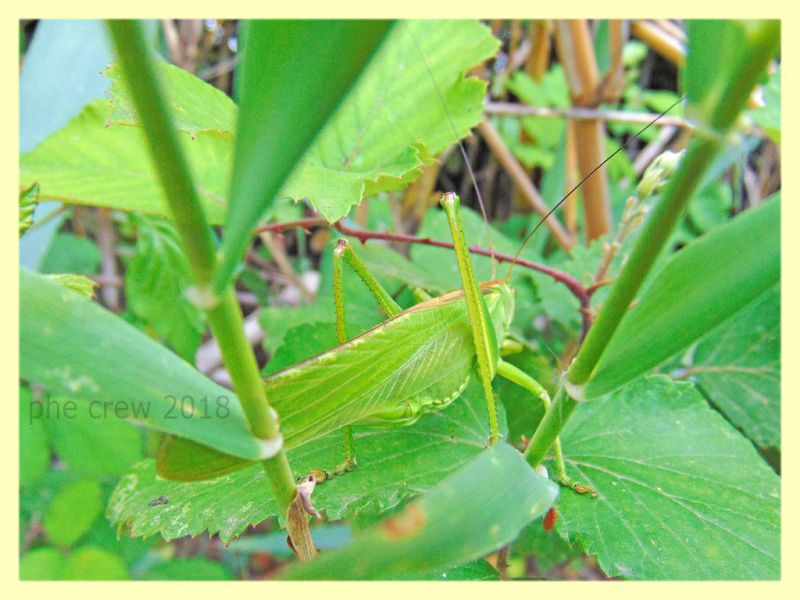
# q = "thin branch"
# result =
<box><xmin>256</xmin><ymin>218</ymin><xmax>593</xmax><ymax>337</ymax></box>
<box><xmin>485</xmin><ymin>101</ymin><xmax>691</xmax><ymax>130</ymax></box>
<box><xmin>476</xmin><ymin>120</ymin><xmax>574</xmax><ymax>250</ymax></box>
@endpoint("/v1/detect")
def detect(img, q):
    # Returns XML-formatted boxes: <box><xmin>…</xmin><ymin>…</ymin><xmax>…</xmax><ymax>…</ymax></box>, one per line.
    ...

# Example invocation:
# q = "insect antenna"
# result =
<box><xmin>504</xmin><ymin>94</ymin><xmax>686</xmax><ymax>283</ymax></box>
<box><xmin>406</xmin><ymin>24</ymin><xmax>497</xmax><ymax>279</ymax></box>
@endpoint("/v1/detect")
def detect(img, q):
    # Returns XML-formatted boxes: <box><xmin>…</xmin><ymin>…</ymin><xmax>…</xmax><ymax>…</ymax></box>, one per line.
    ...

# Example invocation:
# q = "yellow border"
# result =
<box><xmin>4</xmin><ymin>2</ymin><xmax>796</xmax><ymax>598</ymax></box>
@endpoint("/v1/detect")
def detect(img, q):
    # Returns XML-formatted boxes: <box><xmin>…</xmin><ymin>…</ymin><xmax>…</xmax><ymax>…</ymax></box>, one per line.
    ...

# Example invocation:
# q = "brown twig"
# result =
<box><xmin>485</xmin><ymin>102</ymin><xmax>691</xmax><ymax>130</ymax></box>
<box><xmin>555</xmin><ymin>19</ymin><xmax>611</xmax><ymax>241</ymax></box>
<box><xmin>96</xmin><ymin>207</ymin><xmax>121</xmax><ymax>311</ymax></box>
<box><xmin>631</xmin><ymin>19</ymin><xmax>686</xmax><ymax>67</ymax></box>
<box><xmin>256</xmin><ymin>218</ymin><xmax>593</xmax><ymax>337</ymax></box>
<box><xmin>476</xmin><ymin>120</ymin><xmax>574</xmax><ymax>250</ymax></box>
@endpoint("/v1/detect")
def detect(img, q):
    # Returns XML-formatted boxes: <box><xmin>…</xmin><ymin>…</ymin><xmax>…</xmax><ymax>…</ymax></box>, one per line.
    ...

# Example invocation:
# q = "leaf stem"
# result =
<box><xmin>523</xmin><ymin>383</ymin><xmax>577</xmax><ymax>468</ymax></box>
<box><xmin>525</xmin><ymin>20</ymin><xmax>779</xmax><ymax>465</ymax></box>
<box><xmin>568</xmin><ymin>20</ymin><xmax>780</xmax><ymax>388</ymax></box>
<box><xmin>106</xmin><ymin>20</ymin><xmax>315</xmax><ymax>559</ymax></box>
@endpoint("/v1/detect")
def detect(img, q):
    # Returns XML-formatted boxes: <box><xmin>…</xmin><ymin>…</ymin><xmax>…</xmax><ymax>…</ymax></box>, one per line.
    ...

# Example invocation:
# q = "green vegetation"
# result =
<box><xmin>19</xmin><ymin>19</ymin><xmax>780</xmax><ymax>580</ymax></box>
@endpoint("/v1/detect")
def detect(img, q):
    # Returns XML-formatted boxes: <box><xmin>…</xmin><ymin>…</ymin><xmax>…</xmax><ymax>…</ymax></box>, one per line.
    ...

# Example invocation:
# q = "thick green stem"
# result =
<box><xmin>568</xmin><ymin>137</ymin><xmax>719</xmax><ymax>385</ymax></box>
<box><xmin>206</xmin><ymin>288</ymin><xmax>277</xmax><ymax>439</ymax></box>
<box><xmin>568</xmin><ymin>20</ymin><xmax>780</xmax><ymax>387</ymax></box>
<box><xmin>524</xmin><ymin>384</ymin><xmax>578</xmax><ymax>468</ymax></box>
<box><xmin>107</xmin><ymin>20</ymin><xmax>314</xmax><ymax>559</ymax></box>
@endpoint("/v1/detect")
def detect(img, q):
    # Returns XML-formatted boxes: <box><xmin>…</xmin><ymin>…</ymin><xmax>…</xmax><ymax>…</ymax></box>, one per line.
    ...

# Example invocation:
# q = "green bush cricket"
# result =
<box><xmin>157</xmin><ymin>35</ymin><xmax>682</xmax><ymax>504</ymax></box>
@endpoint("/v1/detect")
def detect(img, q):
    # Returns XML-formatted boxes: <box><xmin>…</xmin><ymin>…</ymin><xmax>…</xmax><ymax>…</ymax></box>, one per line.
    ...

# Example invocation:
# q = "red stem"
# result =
<box><xmin>256</xmin><ymin>218</ymin><xmax>593</xmax><ymax>337</ymax></box>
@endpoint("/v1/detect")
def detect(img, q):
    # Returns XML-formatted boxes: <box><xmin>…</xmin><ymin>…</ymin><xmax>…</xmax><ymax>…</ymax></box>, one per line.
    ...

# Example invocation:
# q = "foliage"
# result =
<box><xmin>19</xmin><ymin>18</ymin><xmax>780</xmax><ymax>581</ymax></box>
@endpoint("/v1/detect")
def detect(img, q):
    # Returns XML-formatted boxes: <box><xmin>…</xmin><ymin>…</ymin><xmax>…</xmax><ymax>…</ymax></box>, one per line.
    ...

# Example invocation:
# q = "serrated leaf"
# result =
<box><xmin>106</xmin><ymin>61</ymin><xmax>236</xmax><ymax>139</ymax></box>
<box><xmin>20</xmin><ymin>20</ymin><xmax>115</xmax><ymax>267</ymax></box>
<box><xmin>125</xmin><ymin>216</ymin><xmax>205</xmax><ymax>362</ymax></box>
<box><xmin>282</xmin><ymin>443</ymin><xmax>558</xmax><ymax>580</ymax></box>
<box><xmin>43</xmin><ymin>479</ymin><xmax>102</xmax><ymax>547</ymax></box>
<box><xmin>216</xmin><ymin>19</ymin><xmax>394</xmax><ymax>290</ymax></box>
<box><xmin>19</xmin><ymin>182</ymin><xmax>39</xmax><ymax>236</ymax></box>
<box><xmin>108</xmin><ymin>382</ymin><xmax>505</xmax><ymax>543</ymax></box>
<box><xmin>43</xmin><ymin>395</ymin><xmax>144</xmax><ymax>478</ymax></box>
<box><xmin>21</xmin><ymin>21</ymin><xmax>495</xmax><ymax>236</ymax></box>
<box><xmin>46</xmin><ymin>273</ymin><xmax>97</xmax><ymax>298</ymax></box>
<box><xmin>20</xmin><ymin>268</ymin><xmax>262</xmax><ymax>461</ymax></box>
<box><xmin>683</xmin><ymin>285</ymin><xmax>780</xmax><ymax>449</ymax></box>
<box><xmin>20</xmin><ymin>100</ymin><xmax>230</xmax><ymax>224</ymax></box>
<box><xmin>586</xmin><ymin>196</ymin><xmax>780</xmax><ymax>398</ymax></box>
<box><xmin>555</xmin><ymin>376</ymin><xmax>780</xmax><ymax>580</ymax></box>
<box><xmin>280</xmin><ymin>20</ymin><xmax>499</xmax><ymax>223</ymax></box>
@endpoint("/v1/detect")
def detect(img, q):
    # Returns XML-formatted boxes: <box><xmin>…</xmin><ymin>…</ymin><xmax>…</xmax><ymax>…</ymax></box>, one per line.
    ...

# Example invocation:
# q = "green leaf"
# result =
<box><xmin>43</xmin><ymin>395</ymin><xmax>144</xmax><ymax>478</ymax></box>
<box><xmin>684</xmin><ymin>20</ymin><xmax>779</xmax><ymax>131</ymax></box>
<box><xmin>21</xmin><ymin>20</ymin><xmax>496</xmax><ymax>245</ymax></box>
<box><xmin>686</xmin><ymin>180</ymin><xmax>733</xmax><ymax>235</ymax></box>
<box><xmin>495</xmin><ymin>348</ymin><xmax>554</xmax><ymax>446</ymax></box>
<box><xmin>106</xmin><ymin>61</ymin><xmax>236</xmax><ymax>139</ymax></box>
<box><xmin>60</xmin><ymin>546</ymin><xmax>128</xmax><ymax>580</ymax></box>
<box><xmin>124</xmin><ymin>216</ymin><xmax>205</xmax><ymax>362</ymax></box>
<box><xmin>215</xmin><ymin>19</ymin><xmax>394</xmax><ymax>291</ymax></box>
<box><xmin>684</xmin><ymin>21</ymin><xmax>747</xmax><ymax>122</ymax></box>
<box><xmin>41</xmin><ymin>232</ymin><xmax>100</xmax><ymax>275</ymax></box>
<box><xmin>20</xmin><ymin>268</ymin><xmax>263</xmax><ymax>461</ymax></box>
<box><xmin>19</xmin><ymin>182</ymin><xmax>39</xmax><ymax>236</ymax></box>
<box><xmin>20</xmin><ymin>100</ymin><xmax>230</xmax><ymax>224</ymax></box>
<box><xmin>556</xmin><ymin>376</ymin><xmax>780</xmax><ymax>580</ymax></box>
<box><xmin>20</xmin><ymin>19</ymin><xmax>115</xmax><ymax>269</ymax></box>
<box><xmin>282</xmin><ymin>443</ymin><xmax>558</xmax><ymax>580</ymax></box>
<box><xmin>391</xmin><ymin>558</ymin><xmax>500</xmax><ymax>581</ymax></box>
<box><xmin>682</xmin><ymin>285</ymin><xmax>780</xmax><ymax>449</ymax></box>
<box><xmin>586</xmin><ymin>196</ymin><xmax>780</xmax><ymax>398</ymax></box>
<box><xmin>141</xmin><ymin>557</ymin><xmax>232</xmax><ymax>581</ymax></box>
<box><xmin>20</xmin><ymin>386</ymin><xmax>51</xmax><ymax>488</ymax></box>
<box><xmin>276</xmin><ymin>19</ymin><xmax>499</xmax><ymax>224</ymax></box>
<box><xmin>511</xmin><ymin>520</ymin><xmax>581</xmax><ymax>573</ymax></box>
<box><xmin>43</xmin><ymin>479</ymin><xmax>102</xmax><ymax>547</ymax></box>
<box><xmin>262</xmin><ymin>322</ymin><xmax>339</xmax><ymax>377</ymax></box>
<box><xmin>20</xmin><ymin>547</ymin><xmax>65</xmax><ymax>580</ymax></box>
<box><xmin>108</xmin><ymin>382</ymin><xmax>505</xmax><ymax>543</ymax></box>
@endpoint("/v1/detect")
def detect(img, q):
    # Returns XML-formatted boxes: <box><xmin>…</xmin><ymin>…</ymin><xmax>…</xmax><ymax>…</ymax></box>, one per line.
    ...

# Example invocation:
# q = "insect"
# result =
<box><xmin>156</xmin><ymin>25</ymin><xmax>679</xmax><ymax>499</ymax></box>
<box><xmin>156</xmin><ymin>188</ymin><xmax>578</xmax><ymax>488</ymax></box>
<box><xmin>147</xmin><ymin>495</ymin><xmax>169</xmax><ymax>507</ymax></box>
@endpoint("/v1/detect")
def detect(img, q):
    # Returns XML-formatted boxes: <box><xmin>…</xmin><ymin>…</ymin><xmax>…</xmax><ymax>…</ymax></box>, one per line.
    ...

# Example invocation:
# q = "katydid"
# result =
<box><xmin>157</xmin><ymin>198</ymin><xmax>571</xmax><ymax>487</ymax></box>
<box><xmin>158</xmin><ymin>38</ymin><xmax>681</xmax><ymax>497</ymax></box>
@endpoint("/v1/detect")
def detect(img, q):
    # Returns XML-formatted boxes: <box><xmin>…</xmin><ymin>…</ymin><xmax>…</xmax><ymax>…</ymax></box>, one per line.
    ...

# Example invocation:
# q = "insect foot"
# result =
<box><xmin>562</xmin><ymin>479</ymin><xmax>598</xmax><ymax>498</ymax></box>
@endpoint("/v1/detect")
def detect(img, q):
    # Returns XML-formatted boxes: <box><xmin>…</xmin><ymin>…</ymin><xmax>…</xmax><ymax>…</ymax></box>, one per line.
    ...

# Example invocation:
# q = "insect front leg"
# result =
<box><xmin>328</xmin><ymin>239</ymin><xmax>405</xmax><ymax>476</ymax></box>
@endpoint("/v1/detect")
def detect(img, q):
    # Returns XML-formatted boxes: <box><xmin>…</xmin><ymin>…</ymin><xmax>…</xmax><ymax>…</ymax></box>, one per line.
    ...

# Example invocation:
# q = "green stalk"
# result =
<box><xmin>525</xmin><ymin>20</ymin><xmax>779</xmax><ymax>467</ymax></box>
<box><xmin>568</xmin><ymin>20</ymin><xmax>780</xmax><ymax>387</ymax></box>
<box><xmin>107</xmin><ymin>20</ymin><xmax>313</xmax><ymax>558</ymax></box>
<box><xmin>567</xmin><ymin>137</ymin><xmax>719</xmax><ymax>385</ymax></box>
<box><xmin>524</xmin><ymin>384</ymin><xmax>577</xmax><ymax>468</ymax></box>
